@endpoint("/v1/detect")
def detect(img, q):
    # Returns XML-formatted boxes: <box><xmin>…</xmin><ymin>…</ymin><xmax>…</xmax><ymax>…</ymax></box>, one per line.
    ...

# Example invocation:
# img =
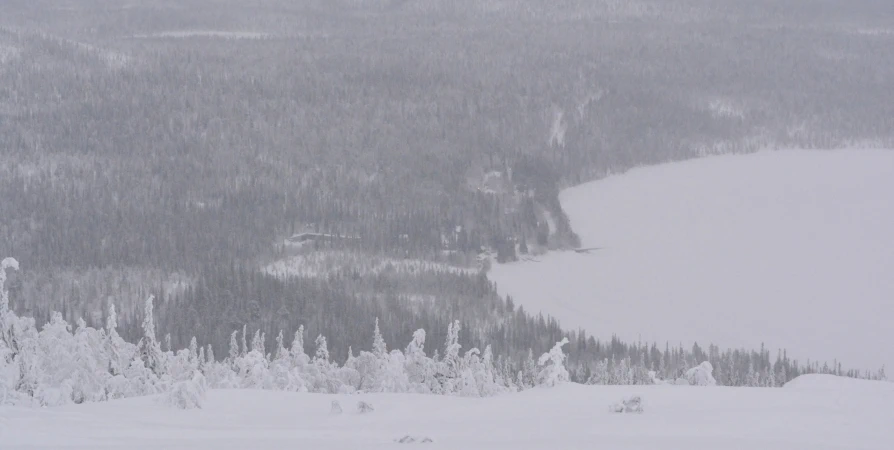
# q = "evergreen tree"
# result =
<box><xmin>228</xmin><ymin>331</ymin><xmax>239</xmax><ymax>365</ymax></box>
<box><xmin>139</xmin><ymin>296</ymin><xmax>165</xmax><ymax>377</ymax></box>
<box><xmin>537</xmin><ymin>338</ymin><xmax>570</xmax><ymax>387</ymax></box>
<box><xmin>372</xmin><ymin>318</ymin><xmax>387</xmax><ymax>358</ymax></box>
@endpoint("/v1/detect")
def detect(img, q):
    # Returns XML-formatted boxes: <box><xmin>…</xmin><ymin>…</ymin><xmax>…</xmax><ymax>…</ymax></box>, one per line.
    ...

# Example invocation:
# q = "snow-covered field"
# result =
<box><xmin>3</xmin><ymin>375</ymin><xmax>891</xmax><ymax>449</ymax></box>
<box><xmin>490</xmin><ymin>150</ymin><xmax>894</xmax><ymax>371</ymax></box>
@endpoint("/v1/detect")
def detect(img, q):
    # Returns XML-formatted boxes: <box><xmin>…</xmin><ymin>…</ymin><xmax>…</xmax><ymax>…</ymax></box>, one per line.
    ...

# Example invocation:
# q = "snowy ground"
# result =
<box><xmin>132</xmin><ymin>31</ymin><xmax>271</xmax><ymax>39</ymax></box>
<box><xmin>3</xmin><ymin>375</ymin><xmax>891</xmax><ymax>449</ymax></box>
<box><xmin>490</xmin><ymin>150</ymin><xmax>894</xmax><ymax>371</ymax></box>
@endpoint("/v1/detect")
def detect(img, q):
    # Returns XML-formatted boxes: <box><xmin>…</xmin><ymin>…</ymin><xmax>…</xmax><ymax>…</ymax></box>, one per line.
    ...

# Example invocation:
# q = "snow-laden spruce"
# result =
<box><xmin>1</xmin><ymin>258</ymin><xmax>579</xmax><ymax>406</ymax></box>
<box><xmin>684</xmin><ymin>362</ymin><xmax>717</xmax><ymax>386</ymax></box>
<box><xmin>537</xmin><ymin>338</ymin><xmax>570</xmax><ymax>387</ymax></box>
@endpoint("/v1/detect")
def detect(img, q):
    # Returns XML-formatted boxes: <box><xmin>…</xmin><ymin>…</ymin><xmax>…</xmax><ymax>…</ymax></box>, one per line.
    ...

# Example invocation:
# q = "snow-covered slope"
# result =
<box><xmin>4</xmin><ymin>378</ymin><xmax>893</xmax><ymax>449</ymax></box>
<box><xmin>490</xmin><ymin>150</ymin><xmax>894</xmax><ymax>370</ymax></box>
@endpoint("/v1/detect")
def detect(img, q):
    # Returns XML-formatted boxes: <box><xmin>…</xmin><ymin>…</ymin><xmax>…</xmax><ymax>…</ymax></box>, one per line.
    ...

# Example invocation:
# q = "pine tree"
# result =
<box><xmin>0</xmin><ymin>257</ymin><xmax>19</xmax><ymax>348</ymax></box>
<box><xmin>251</xmin><ymin>329</ymin><xmax>263</xmax><ymax>354</ymax></box>
<box><xmin>537</xmin><ymin>338</ymin><xmax>570</xmax><ymax>387</ymax></box>
<box><xmin>520</xmin><ymin>348</ymin><xmax>536</xmax><ymax>388</ymax></box>
<box><xmin>228</xmin><ymin>331</ymin><xmax>239</xmax><ymax>366</ymax></box>
<box><xmin>197</xmin><ymin>346</ymin><xmax>206</xmax><ymax>372</ymax></box>
<box><xmin>372</xmin><ymin>318</ymin><xmax>387</xmax><ymax>358</ymax></box>
<box><xmin>188</xmin><ymin>337</ymin><xmax>198</xmax><ymax>364</ymax></box>
<box><xmin>140</xmin><ymin>296</ymin><xmax>165</xmax><ymax>377</ymax></box>
<box><xmin>291</xmin><ymin>325</ymin><xmax>309</xmax><ymax>367</ymax></box>
<box><xmin>104</xmin><ymin>303</ymin><xmax>126</xmax><ymax>376</ymax></box>
<box><xmin>746</xmin><ymin>360</ymin><xmax>760</xmax><ymax>387</ymax></box>
<box><xmin>314</xmin><ymin>335</ymin><xmax>330</xmax><ymax>363</ymax></box>
<box><xmin>274</xmin><ymin>330</ymin><xmax>288</xmax><ymax>361</ymax></box>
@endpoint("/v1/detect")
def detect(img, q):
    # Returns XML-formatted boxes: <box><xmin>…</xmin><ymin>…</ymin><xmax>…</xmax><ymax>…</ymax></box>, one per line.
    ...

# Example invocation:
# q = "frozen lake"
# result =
<box><xmin>490</xmin><ymin>150</ymin><xmax>894</xmax><ymax>371</ymax></box>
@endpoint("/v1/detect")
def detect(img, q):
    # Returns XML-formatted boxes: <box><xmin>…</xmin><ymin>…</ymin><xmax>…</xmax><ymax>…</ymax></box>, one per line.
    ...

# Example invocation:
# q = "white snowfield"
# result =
<box><xmin>490</xmin><ymin>150</ymin><xmax>894</xmax><ymax>371</ymax></box>
<box><xmin>3</xmin><ymin>375</ymin><xmax>892</xmax><ymax>449</ymax></box>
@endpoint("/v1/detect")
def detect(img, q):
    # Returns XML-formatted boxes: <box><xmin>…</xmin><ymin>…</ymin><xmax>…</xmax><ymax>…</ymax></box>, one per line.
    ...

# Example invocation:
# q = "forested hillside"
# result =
<box><xmin>1</xmin><ymin>0</ymin><xmax>892</xmax><ymax>380</ymax></box>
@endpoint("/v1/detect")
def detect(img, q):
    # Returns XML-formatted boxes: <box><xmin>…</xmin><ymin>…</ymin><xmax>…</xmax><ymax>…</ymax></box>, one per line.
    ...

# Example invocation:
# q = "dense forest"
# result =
<box><xmin>1</xmin><ymin>0</ymin><xmax>892</xmax><ymax>385</ymax></box>
<box><xmin>1</xmin><ymin>266</ymin><xmax>885</xmax><ymax>407</ymax></box>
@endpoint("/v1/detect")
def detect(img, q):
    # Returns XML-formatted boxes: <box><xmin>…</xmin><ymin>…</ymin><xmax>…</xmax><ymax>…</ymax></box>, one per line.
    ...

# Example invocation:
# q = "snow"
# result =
<box><xmin>264</xmin><ymin>251</ymin><xmax>477</xmax><ymax>279</ymax></box>
<box><xmin>0</xmin><ymin>44</ymin><xmax>21</xmax><ymax>64</ymax></box>
<box><xmin>490</xmin><ymin>150</ymin><xmax>894</xmax><ymax>371</ymax></box>
<box><xmin>784</xmin><ymin>374</ymin><xmax>894</xmax><ymax>392</ymax></box>
<box><xmin>4</xmin><ymin>377</ymin><xmax>893</xmax><ymax>449</ymax></box>
<box><xmin>133</xmin><ymin>31</ymin><xmax>271</xmax><ymax>40</ymax></box>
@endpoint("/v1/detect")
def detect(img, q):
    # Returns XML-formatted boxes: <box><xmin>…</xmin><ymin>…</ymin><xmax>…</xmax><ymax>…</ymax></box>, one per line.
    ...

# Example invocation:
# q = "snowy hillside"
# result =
<box><xmin>4</xmin><ymin>376</ymin><xmax>892</xmax><ymax>449</ymax></box>
<box><xmin>490</xmin><ymin>150</ymin><xmax>894</xmax><ymax>371</ymax></box>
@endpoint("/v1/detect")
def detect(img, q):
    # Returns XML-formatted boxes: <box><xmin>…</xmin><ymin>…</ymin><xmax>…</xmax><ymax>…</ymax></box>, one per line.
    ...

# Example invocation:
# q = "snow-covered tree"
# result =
<box><xmin>404</xmin><ymin>329</ymin><xmax>435</xmax><ymax>393</ymax></box>
<box><xmin>236</xmin><ymin>348</ymin><xmax>270</xmax><ymax>389</ymax></box>
<box><xmin>309</xmin><ymin>334</ymin><xmax>341</xmax><ymax>393</ymax></box>
<box><xmin>104</xmin><ymin>304</ymin><xmax>132</xmax><ymax>377</ymax></box>
<box><xmin>746</xmin><ymin>361</ymin><xmax>760</xmax><ymax>387</ymax></box>
<box><xmin>0</xmin><ymin>257</ymin><xmax>22</xmax><ymax>403</ymax></box>
<box><xmin>139</xmin><ymin>296</ymin><xmax>165</xmax><ymax>377</ymax></box>
<box><xmin>439</xmin><ymin>320</ymin><xmax>462</xmax><ymax>394</ymax></box>
<box><xmin>537</xmin><ymin>338</ymin><xmax>570</xmax><ymax>387</ymax></box>
<box><xmin>188</xmin><ymin>337</ymin><xmax>198</xmax><ymax>363</ymax></box>
<box><xmin>35</xmin><ymin>312</ymin><xmax>76</xmax><ymax>405</ymax></box>
<box><xmin>372</xmin><ymin>318</ymin><xmax>387</xmax><ymax>358</ymax></box>
<box><xmin>251</xmin><ymin>329</ymin><xmax>263</xmax><ymax>354</ymax></box>
<box><xmin>336</xmin><ymin>347</ymin><xmax>361</xmax><ymax>391</ymax></box>
<box><xmin>270</xmin><ymin>330</ymin><xmax>303</xmax><ymax>391</ymax></box>
<box><xmin>379</xmin><ymin>350</ymin><xmax>409</xmax><ymax>393</ymax></box>
<box><xmin>291</xmin><ymin>325</ymin><xmax>308</xmax><ymax>365</ymax></box>
<box><xmin>70</xmin><ymin>318</ymin><xmax>107</xmax><ymax>403</ymax></box>
<box><xmin>0</xmin><ymin>258</ymin><xmax>19</xmax><ymax>342</ymax></box>
<box><xmin>314</xmin><ymin>334</ymin><xmax>330</xmax><ymax>363</ymax></box>
<box><xmin>227</xmin><ymin>331</ymin><xmax>239</xmax><ymax>366</ymax></box>
<box><xmin>474</xmin><ymin>345</ymin><xmax>502</xmax><ymax>396</ymax></box>
<box><xmin>274</xmin><ymin>330</ymin><xmax>288</xmax><ymax>361</ymax></box>
<box><xmin>164</xmin><ymin>371</ymin><xmax>207</xmax><ymax>409</ymax></box>
<box><xmin>684</xmin><ymin>361</ymin><xmax>717</xmax><ymax>386</ymax></box>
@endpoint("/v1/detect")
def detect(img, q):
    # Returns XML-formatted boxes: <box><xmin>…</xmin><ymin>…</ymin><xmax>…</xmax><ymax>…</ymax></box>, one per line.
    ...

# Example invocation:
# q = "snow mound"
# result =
<box><xmin>784</xmin><ymin>374</ymin><xmax>894</xmax><ymax>391</ymax></box>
